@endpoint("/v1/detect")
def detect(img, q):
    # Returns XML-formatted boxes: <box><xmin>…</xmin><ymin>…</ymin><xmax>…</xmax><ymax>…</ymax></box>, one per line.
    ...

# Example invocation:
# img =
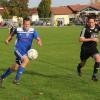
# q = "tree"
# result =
<box><xmin>37</xmin><ymin>0</ymin><xmax>51</xmax><ymax>18</ymax></box>
<box><xmin>1</xmin><ymin>0</ymin><xmax>29</xmax><ymax>18</ymax></box>
<box><xmin>0</xmin><ymin>0</ymin><xmax>10</xmax><ymax>19</ymax></box>
<box><xmin>8</xmin><ymin>0</ymin><xmax>29</xmax><ymax>18</ymax></box>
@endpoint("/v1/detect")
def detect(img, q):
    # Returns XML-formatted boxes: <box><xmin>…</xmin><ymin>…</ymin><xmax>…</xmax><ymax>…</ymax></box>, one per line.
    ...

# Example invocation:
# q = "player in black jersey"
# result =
<box><xmin>77</xmin><ymin>17</ymin><xmax>100</xmax><ymax>81</ymax></box>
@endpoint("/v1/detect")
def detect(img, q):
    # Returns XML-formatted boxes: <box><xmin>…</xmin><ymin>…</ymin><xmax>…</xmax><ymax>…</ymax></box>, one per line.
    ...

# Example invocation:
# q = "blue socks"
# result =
<box><xmin>15</xmin><ymin>66</ymin><xmax>25</xmax><ymax>80</ymax></box>
<box><xmin>1</xmin><ymin>68</ymin><xmax>12</xmax><ymax>79</ymax></box>
<box><xmin>0</xmin><ymin>66</ymin><xmax>25</xmax><ymax>81</ymax></box>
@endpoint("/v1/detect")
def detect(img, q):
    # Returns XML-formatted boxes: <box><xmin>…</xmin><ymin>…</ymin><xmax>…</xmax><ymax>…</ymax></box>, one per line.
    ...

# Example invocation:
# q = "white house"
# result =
<box><xmin>30</xmin><ymin>8</ymin><xmax>39</xmax><ymax>22</ymax></box>
<box><xmin>51</xmin><ymin>6</ymin><xmax>73</xmax><ymax>26</ymax></box>
<box><xmin>0</xmin><ymin>7</ymin><xmax>4</xmax><ymax>23</ymax></box>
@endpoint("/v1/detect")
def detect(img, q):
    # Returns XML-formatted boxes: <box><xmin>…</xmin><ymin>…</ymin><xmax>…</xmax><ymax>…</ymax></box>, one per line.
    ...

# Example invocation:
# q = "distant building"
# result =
<box><xmin>68</xmin><ymin>4</ymin><xmax>100</xmax><ymax>17</ymax></box>
<box><xmin>29</xmin><ymin>8</ymin><xmax>39</xmax><ymax>22</ymax></box>
<box><xmin>0</xmin><ymin>4</ymin><xmax>100</xmax><ymax>26</ymax></box>
<box><xmin>30</xmin><ymin>3</ymin><xmax>100</xmax><ymax>26</ymax></box>
<box><xmin>51</xmin><ymin>6</ymin><xmax>73</xmax><ymax>26</ymax></box>
<box><xmin>0</xmin><ymin>7</ymin><xmax>4</xmax><ymax>24</ymax></box>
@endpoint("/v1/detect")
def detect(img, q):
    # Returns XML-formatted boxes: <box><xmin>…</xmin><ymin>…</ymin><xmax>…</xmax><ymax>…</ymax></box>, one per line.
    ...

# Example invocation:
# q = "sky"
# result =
<box><xmin>28</xmin><ymin>0</ymin><xmax>91</xmax><ymax>8</ymax></box>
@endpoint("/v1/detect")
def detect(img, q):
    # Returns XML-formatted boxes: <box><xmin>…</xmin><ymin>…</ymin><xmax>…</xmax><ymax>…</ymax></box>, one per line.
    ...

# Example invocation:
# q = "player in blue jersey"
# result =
<box><xmin>0</xmin><ymin>18</ymin><xmax>42</xmax><ymax>87</ymax></box>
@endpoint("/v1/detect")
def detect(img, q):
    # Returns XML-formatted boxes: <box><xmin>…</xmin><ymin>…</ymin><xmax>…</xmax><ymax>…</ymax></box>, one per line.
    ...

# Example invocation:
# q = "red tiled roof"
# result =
<box><xmin>90</xmin><ymin>4</ymin><xmax>100</xmax><ymax>10</ymax></box>
<box><xmin>67</xmin><ymin>4</ymin><xmax>88</xmax><ymax>12</ymax></box>
<box><xmin>30</xmin><ymin>6</ymin><xmax>73</xmax><ymax>15</ymax></box>
<box><xmin>29</xmin><ymin>4</ymin><xmax>100</xmax><ymax>15</ymax></box>
<box><xmin>51</xmin><ymin>6</ymin><xmax>73</xmax><ymax>15</ymax></box>
<box><xmin>29</xmin><ymin>8</ymin><xmax>38</xmax><ymax>15</ymax></box>
<box><xmin>0</xmin><ymin>7</ymin><xmax>4</xmax><ymax>13</ymax></box>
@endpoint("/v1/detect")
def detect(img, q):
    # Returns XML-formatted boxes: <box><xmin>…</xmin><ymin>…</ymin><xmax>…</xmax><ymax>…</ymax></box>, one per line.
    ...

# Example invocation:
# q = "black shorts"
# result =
<box><xmin>14</xmin><ymin>51</ymin><xmax>22</xmax><ymax>65</ymax></box>
<box><xmin>80</xmin><ymin>46</ymin><xmax>99</xmax><ymax>61</ymax></box>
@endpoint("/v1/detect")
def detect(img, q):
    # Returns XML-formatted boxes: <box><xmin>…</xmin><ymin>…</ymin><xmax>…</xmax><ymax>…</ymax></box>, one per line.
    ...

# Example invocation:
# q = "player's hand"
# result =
<box><xmin>37</xmin><ymin>41</ymin><xmax>42</xmax><ymax>46</ymax></box>
<box><xmin>37</xmin><ymin>37</ymin><xmax>42</xmax><ymax>46</ymax></box>
<box><xmin>5</xmin><ymin>40</ymin><xmax>9</xmax><ymax>45</ymax></box>
<box><xmin>92</xmin><ymin>38</ymin><xmax>99</xmax><ymax>42</ymax></box>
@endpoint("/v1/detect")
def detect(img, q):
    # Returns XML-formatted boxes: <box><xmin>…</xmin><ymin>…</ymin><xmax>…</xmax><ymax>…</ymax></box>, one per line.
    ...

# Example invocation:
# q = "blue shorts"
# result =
<box><xmin>14</xmin><ymin>49</ymin><xmax>27</xmax><ymax>65</ymax></box>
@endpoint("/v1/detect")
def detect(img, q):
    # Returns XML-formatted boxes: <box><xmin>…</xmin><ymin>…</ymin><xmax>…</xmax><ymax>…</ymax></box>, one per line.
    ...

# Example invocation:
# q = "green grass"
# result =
<box><xmin>0</xmin><ymin>26</ymin><xmax>100</xmax><ymax>100</ymax></box>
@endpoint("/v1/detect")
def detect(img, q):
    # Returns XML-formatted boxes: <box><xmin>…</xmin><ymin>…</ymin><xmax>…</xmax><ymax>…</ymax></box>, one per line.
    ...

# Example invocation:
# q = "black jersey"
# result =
<box><xmin>10</xmin><ymin>26</ymin><xmax>16</xmax><ymax>33</ymax></box>
<box><xmin>80</xmin><ymin>25</ymin><xmax>100</xmax><ymax>48</ymax></box>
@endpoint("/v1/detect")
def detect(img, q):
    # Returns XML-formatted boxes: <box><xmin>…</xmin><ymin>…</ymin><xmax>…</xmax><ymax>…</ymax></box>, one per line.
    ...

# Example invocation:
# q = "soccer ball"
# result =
<box><xmin>27</xmin><ymin>49</ymin><xmax>38</xmax><ymax>60</ymax></box>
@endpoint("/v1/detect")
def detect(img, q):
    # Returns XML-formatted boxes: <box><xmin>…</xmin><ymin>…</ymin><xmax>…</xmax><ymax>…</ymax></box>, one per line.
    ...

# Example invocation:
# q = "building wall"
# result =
<box><xmin>51</xmin><ymin>14</ymin><xmax>69</xmax><ymax>26</ymax></box>
<box><xmin>12</xmin><ymin>16</ymin><xmax>18</xmax><ymax>22</ymax></box>
<box><xmin>0</xmin><ymin>15</ymin><xmax>3</xmax><ymax>23</ymax></box>
<box><xmin>31</xmin><ymin>14</ymin><xmax>39</xmax><ymax>22</ymax></box>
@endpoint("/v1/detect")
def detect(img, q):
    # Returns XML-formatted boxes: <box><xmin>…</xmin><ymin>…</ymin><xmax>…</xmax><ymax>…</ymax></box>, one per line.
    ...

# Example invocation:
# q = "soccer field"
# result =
<box><xmin>0</xmin><ymin>26</ymin><xmax>100</xmax><ymax>100</ymax></box>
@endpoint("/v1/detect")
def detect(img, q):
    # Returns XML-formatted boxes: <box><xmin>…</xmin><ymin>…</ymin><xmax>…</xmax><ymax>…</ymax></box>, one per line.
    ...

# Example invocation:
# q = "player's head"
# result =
<box><xmin>87</xmin><ymin>17</ymin><xmax>96</xmax><ymax>28</ymax></box>
<box><xmin>23</xmin><ymin>17</ymin><xmax>31</xmax><ymax>31</ymax></box>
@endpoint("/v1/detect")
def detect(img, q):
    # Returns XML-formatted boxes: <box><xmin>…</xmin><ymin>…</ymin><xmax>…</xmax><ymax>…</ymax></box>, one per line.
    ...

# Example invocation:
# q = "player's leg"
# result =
<box><xmin>0</xmin><ymin>63</ymin><xmax>19</xmax><ymax>87</ymax></box>
<box><xmin>77</xmin><ymin>60</ymin><xmax>86</xmax><ymax>76</ymax></box>
<box><xmin>0</xmin><ymin>50</ymin><xmax>20</xmax><ymax>81</ymax></box>
<box><xmin>92</xmin><ymin>53</ymin><xmax>100</xmax><ymax>81</ymax></box>
<box><xmin>0</xmin><ymin>63</ymin><xmax>19</xmax><ymax>79</ymax></box>
<box><xmin>77</xmin><ymin>47</ymin><xmax>89</xmax><ymax>76</ymax></box>
<box><xmin>13</xmin><ymin>55</ymin><xmax>29</xmax><ymax>85</ymax></box>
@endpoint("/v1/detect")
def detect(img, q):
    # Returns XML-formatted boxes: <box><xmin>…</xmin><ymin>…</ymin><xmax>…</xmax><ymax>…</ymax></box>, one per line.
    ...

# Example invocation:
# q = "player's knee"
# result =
<box><xmin>95</xmin><ymin>56</ymin><xmax>100</xmax><ymax>62</ymax></box>
<box><xmin>10</xmin><ymin>64</ymin><xmax>19</xmax><ymax>72</ymax></box>
<box><xmin>22</xmin><ymin>57</ymin><xmax>29</xmax><ymax>66</ymax></box>
<box><xmin>11</xmin><ymin>67</ymin><xmax>18</xmax><ymax>72</ymax></box>
<box><xmin>94</xmin><ymin>54</ymin><xmax>100</xmax><ymax>62</ymax></box>
<box><xmin>25</xmin><ymin>58</ymin><xmax>29</xmax><ymax>65</ymax></box>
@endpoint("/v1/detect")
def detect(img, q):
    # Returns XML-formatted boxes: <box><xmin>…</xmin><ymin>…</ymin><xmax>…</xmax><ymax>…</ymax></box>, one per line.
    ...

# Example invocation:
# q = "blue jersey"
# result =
<box><xmin>11</xmin><ymin>27</ymin><xmax>39</xmax><ymax>56</ymax></box>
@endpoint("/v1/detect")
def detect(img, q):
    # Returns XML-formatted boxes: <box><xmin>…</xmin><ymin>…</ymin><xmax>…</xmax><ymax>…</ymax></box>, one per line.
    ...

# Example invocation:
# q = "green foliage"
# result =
<box><xmin>1</xmin><ymin>0</ymin><xmax>29</xmax><ymax>18</ymax></box>
<box><xmin>37</xmin><ymin>0</ymin><xmax>51</xmax><ymax>18</ymax></box>
<box><xmin>1</xmin><ymin>7</ymin><xmax>9</xmax><ymax>19</ymax></box>
<box><xmin>8</xmin><ymin>0</ymin><xmax>29</xmax><ymax>18</ymax></box>
<box><xmin>0</xmin><ymin>0</ymin><xmax>10</xmax><ymax>19</ymax></box>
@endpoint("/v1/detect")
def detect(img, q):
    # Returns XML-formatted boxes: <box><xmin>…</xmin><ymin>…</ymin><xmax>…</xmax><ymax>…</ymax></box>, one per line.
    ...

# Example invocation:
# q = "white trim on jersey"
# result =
<box><xmin>15</xmin><ymin>39</ymin><xmax>17</xmax><ymax>46</ymax></box>
<box><xmin>15</xmin><ymin>50</ymin><xmax>27</xmax><ymax>59</ymax></box>
<box><xmin>16</xmin><ymin>27</ymin><xmax>35</xmax><ymax>34</ymax></box>
<box><xmin>17</xmin><ymin>32</ymin><xmax>34</xmax><ymax>34</ymax></box>
<box><xmin>15</xmin><ymin>50</ymin><xmax>23</xmax><ymax>58</ymax></box>
<box><xmin>80</xmin><ymin>28</ymin><xmax>86</xmax><ymax>38</ymax></box>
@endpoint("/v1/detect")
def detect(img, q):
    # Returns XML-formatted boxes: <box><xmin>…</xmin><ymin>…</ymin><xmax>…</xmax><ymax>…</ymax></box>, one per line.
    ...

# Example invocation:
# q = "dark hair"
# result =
<box><xmin>23</xmin><ymin>17</ymin><xmax>30</xmax><ymax>22</ymax></box>
<box><xmin>87</xmin><ymin>16</ymin><xmax>96</xmax><ymax>22</ymax></box>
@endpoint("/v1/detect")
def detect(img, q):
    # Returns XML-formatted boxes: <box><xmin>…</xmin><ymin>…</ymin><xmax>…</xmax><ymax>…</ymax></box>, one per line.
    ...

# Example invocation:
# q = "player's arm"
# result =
<box><xmin>80</xmin><ymin>37</ymin><xmax>99</xmax><ymax>42</ymax></box>
<box><xmin>5</xmin><ymin>28</ymin><xmax>16</xmax><ymax>45</ymax></box>
<box><xmin>36</xmin><ymin>37</ymin><xmax>42</xmax><ymax>46</ymax></box>
<box><xmin>79</xmin><ymin>28</ymin><xmax>98</xmax><ymax>43</ymax></box>
<box><xmin>34</xmin><ymin>30</ymin><xmax>42</xmax><ymax>46</ymax></box>
<box><xmin>5</xmin><ymin>34</ymin><xmax>13</xmax><ymax>44</ymax></box>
